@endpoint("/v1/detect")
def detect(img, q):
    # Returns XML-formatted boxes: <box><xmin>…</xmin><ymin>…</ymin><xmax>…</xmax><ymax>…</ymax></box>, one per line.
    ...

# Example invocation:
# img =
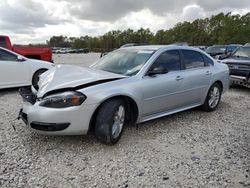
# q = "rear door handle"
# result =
<box><xmin>176</xmin><ymin>76</ymin><xmax>184</xmax><ymax>81</ymax></box>
<box><xmin>206</xmin><ymin>70</ymin><xmax>212</xmax><ymax>75</ymax></box>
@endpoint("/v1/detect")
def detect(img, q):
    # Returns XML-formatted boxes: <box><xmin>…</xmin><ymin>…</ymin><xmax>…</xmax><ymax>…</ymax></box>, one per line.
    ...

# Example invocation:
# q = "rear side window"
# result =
<box><xmin>202</xmin><ymin>54</ymin><xmax>214</xmax><ymax>66</ymax></box>
<box><xmin>182</xmin><ymin>50</ymin><xmax>205</xmax><ymax>69</ymax></box>
<box><xmin>0</xmin><ymin>49</ymin><xmax>17</xmax><ymax>61</ymax></box>
<box><xmin>152</xmin><ymin>50</ymin><xmax>181</xmax><ymax>72</ymax></box>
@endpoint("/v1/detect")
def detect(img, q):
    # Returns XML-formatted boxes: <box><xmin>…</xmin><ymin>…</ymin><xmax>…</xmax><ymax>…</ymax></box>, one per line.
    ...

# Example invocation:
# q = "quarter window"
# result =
<box><xmin>0</xmin><ymin>49</ymin><xmax>17</xmax><ymax>61</ymax></box>
<box><xmin>182</xmin><ymin>50</ymin><xmax>205</xmax><ymax>69</ymax></box>
<box><xmin>152</xmin><ymin>50</ymin><xmax>181</xmax><ymax>72</ymax></box>
<box><xmin>202</xmin><ymin>54</ymin><xmax>214</xmax><ymax>66</ymax></box>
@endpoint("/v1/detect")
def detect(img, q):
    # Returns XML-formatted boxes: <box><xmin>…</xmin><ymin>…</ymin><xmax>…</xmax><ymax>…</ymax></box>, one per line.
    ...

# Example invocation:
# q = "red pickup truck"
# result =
<box><xmin>0</xmin><ymin>35</ymin><xmax>53</xmax><ymax>62</ymax></box>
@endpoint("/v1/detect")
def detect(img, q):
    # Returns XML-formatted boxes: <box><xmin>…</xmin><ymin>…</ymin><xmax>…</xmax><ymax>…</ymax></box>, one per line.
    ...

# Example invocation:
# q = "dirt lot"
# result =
<box><xmin>0</xmin><ymin>54</ymin><xmax>249</xmax><ymax>188</ymax></box>
<box><xmin>53</xmin><ymin>53</ymin><xmax>101</xmax><ymax>67</ymax></box>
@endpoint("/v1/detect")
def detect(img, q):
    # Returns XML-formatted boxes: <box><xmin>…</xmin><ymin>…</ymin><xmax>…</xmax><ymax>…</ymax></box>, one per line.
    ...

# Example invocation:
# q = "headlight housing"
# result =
<box><xmin>39</xmin><ymin>91</ymin><xmax>86</xmax><ymax>108</ymax></box>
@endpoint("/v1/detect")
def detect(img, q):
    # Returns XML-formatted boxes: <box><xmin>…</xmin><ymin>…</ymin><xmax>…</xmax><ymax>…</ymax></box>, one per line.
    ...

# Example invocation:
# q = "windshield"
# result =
<box><xmin>0</xmin><ymin>37</ymin><xmax>6</xmax><ymax>47</ymax></box>
<box><xmin>226</xmin><ymin>45</ymin><xmax>240</xmax><ymax>53</ymax></box>
<box><xmin>206</xmin><ymin>46</ymin><xmax>226</xmax><ymax>54</ymax></box>
<box><xmin>91</xmin><ymin>49</ymin><xmax>154</xmax><ymax>76</ymax></box>
<box><xmin>232</xmin><ymin>47</ymin><xmax>250</xmax><ymax>58</ymax></box>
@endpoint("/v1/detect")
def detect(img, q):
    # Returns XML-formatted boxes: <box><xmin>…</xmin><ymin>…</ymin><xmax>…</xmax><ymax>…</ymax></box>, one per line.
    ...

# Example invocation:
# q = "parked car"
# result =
<box><xmin>57</xmin><ymin>48</ymin><xmax>68</xmax><ymax>54</ymax></box>
<box><xmin>226</xmin><ymin>44</ymin><xmax>242</xmax><ymax>54</ymax></box>
<box><xmin>205</xmin><ymin>45</ymin><xmax>226</xmax><ymax>58</ymax></box>
<box><xmin>221</xmin><ymin>46</ymin><xmax>250</xmax><ymax>88</ymax></box>
<box><xmin>218</xmin><ymin>44</ymin><xmax>242</xmax><ymax>60</ymax></box>
<box><xmin>76</xmin><ymin>48</ymin><xmax>89</xmax><ymax>53</ymax></box>
<box><xmin>18</xmin><ymin>45</ymin><xmax>229</xmax><ymax>145</ymax></box>
<box><xmin>68</xmin><ymin>49</ymin><xmax>77</xmax><ymax>53</ymax></box>
<box><xmin>52</xmin><ymin>47</ymin><xmax>60</xmax><ymax>54</ymax></box>
<box><xmin>192</xmin><ymin>46</ymin><xmax>207</xmax><ymax>51</ymax></box>
<box><xmin>0</xmin><ymin>35</ymin><xmax>53</xmax><ymax>62</ymax></box>
<box><xmin>0</xmin><ymin>47</ymin><xmax>53</xmax><ymax>90</ymax></box>
<box><xmin>120</xmin><ymin>43</ymin><xmax>149</xmax><ymax>48</ymax></box>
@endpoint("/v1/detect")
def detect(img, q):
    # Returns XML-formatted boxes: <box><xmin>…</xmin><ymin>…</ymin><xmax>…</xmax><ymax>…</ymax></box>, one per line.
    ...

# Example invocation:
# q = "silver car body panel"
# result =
<box><xmin>37</xmin><ymin>64</ymin><xmax>126</xmax><ymax>97</ymax></box>
<box><xmin>20</xmin><ymin>45</ymin><xmax>230</xmax><ymax>135</ymax></box>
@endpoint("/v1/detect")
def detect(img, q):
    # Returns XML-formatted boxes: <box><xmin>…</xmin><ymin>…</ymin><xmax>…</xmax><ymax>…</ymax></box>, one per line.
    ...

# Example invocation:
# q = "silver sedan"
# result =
<box><xmin>19</xmin><ymin>45</ymin><xmax>230</xmax><ymax>144</ymax></box>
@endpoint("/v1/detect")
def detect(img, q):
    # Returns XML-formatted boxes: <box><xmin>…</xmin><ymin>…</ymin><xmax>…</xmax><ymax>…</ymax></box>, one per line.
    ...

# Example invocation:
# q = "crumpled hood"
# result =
<box><xmin>37</xmin><ymin>65</ymin><xmax>125</xmax><ymax>97</ymax></box>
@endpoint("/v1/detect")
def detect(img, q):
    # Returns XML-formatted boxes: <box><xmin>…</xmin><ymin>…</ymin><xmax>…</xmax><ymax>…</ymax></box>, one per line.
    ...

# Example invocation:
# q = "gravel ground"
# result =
<box><xmin>0</xmin><ymin>54</ymin><xmax>249</xmax><ymax>187</ymax></box>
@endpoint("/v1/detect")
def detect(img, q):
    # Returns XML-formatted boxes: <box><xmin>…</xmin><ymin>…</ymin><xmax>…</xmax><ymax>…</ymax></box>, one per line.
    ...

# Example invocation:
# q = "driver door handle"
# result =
<box><xmin>176</xmin><ymin>75</ymin><xmax>184</xmax><ymax>81</ymax></box>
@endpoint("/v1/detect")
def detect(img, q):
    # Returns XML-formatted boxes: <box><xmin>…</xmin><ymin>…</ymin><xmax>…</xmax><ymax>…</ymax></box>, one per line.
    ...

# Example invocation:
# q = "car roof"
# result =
<box><xmin>227</xmin><ymin>44</ymin><xmax>242</xmax><ymax>46</ymax></box>
<box><xmin>119</xmin><ymin>45</ymin><xmax>200</xmax><ymax>52</ymax></box>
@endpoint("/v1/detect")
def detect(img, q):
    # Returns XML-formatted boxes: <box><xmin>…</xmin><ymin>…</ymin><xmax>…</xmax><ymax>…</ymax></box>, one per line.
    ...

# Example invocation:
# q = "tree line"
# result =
<box><xmin>47</xmin><ymin>12</ymin><xmax>250</xmax><ymax>52</ymax></box>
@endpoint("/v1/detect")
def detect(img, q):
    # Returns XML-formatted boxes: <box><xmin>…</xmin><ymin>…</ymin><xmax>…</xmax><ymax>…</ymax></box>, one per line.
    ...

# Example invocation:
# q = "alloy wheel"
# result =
<box><xmin>208</xmin><ymin>86</ymin><xmax>220</xmax><ymax>109</ymax></box>
<box><xmin>112</xmin><ymin>105</ymin><xmax>125</xmax><ymax>139</ymax></box>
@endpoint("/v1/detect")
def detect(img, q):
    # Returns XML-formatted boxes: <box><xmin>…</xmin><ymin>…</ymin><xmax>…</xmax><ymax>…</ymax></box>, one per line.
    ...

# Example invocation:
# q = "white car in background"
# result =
<box><xmin>0</xmin><ymin>47</ymin><xmax>53</xmax><ymax>90</ymax></box>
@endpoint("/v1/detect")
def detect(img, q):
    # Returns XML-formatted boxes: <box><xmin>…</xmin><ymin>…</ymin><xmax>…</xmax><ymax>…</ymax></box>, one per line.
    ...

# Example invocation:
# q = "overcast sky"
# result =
<box><xmin>1</xmin><ymin>0</ymin><xmax>250</xmax><ymax>44</ymax></box>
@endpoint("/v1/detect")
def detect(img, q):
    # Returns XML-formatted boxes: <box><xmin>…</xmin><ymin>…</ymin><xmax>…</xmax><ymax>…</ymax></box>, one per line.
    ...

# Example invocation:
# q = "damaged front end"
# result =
<box><xmin>19</xmin><ymin>86</ymin><xmax>37</xmax><ymax>105</ymax></box>
<box><xmin>18</xmin><ymin>86</ymin><xmax>36</xmax><ymax>125</ymax></box>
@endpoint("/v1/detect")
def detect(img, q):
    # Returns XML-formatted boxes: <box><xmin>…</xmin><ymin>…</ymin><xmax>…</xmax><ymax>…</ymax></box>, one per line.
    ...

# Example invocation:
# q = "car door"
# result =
<box><xmin>178</xmin><ymin>49</ymin><xmax>212</xmax><ymax>106</ymax></box>
<box><xmin>0</xmin><ymin>48</ymin><xmax>29</xmax><ymax>87</ymax></box>
<box><xmin>141</xmin><ymin>50</ymin><xmax>185</xmax><ymax>116</ymax></box>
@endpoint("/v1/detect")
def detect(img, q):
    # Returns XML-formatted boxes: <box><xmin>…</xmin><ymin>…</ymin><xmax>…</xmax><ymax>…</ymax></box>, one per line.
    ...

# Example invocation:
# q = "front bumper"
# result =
<box><xmin>18</xmin><ymin>87</ymin><xmax>97</xmax><ymax>135</ymax></box>
<box><xmin>230</xmin><ymin>75</ymin><xmax>250</xmax><ymax>88</ymax></box>
<box><xmin>18</xmin><ymin>109</ymin><xmax>70</xmax><ymax>131</ymax></box>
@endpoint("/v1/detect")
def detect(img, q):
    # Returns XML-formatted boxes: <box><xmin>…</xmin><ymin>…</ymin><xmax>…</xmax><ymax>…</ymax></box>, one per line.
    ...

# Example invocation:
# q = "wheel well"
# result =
<box><xmin>214</xmin><ymin>80</ymin><xmax>223</xmax><ymax>92</ymax></box>
<box><xmin>32</xmin><ymin>68</ymin><xmax>48</xmax><ymax>79</ymax></box>
<box><xmin>32</xmin><ymin>68</ymin><xmax>48</xmax><ymax>84</ymax></box>
<box><xmin>88</xmin><ymin>95</ymin><xmax>139</xmax><ymax>133</ymax></box>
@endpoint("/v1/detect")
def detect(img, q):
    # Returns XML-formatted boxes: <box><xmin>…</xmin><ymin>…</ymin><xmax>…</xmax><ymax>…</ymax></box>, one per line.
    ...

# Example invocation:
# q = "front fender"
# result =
<box><xmin>79</xmin><ymin>83</ymin><xmax>144</xmax><ymax>120</ymax></box>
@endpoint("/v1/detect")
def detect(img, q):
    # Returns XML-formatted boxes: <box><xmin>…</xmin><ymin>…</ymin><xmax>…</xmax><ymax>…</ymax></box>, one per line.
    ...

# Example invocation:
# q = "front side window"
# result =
<box><xmin>91</xmin><ymin>49</ymin><xmax>154</xmax><ymax>76</ymax></box>
<box><xmin>0</xmin><ymin>49</ymin><xmax>17</xmax><ymax>61</ymax></box>
<box><xmin>151</xmin><ymin>50</ymin><xmax>181</xmax><ymax>72</ymax></box>
<box><xmin>182</xmin><ymin>50</ymin><xmax>205</xmax><ymax>69</ymax></box>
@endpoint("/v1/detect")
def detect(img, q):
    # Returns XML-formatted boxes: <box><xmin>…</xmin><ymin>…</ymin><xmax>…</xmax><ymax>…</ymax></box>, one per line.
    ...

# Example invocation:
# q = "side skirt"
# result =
<box><xmin>138</xmin><ymin>103</ymin><xmax>202</xmax><ymax>123</ymax></box>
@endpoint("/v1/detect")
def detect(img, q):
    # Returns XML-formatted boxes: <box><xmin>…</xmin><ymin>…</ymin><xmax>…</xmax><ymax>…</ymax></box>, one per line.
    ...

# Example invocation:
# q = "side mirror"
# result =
<box><xmin>148</xmin><ymin>66</ymin><xmax>168</xmax><ymax>76</ymax></box>
<box><xmin>17</xmin><ymin>55</ymin><xmax>26</xmax><ymax>62</ymax></box>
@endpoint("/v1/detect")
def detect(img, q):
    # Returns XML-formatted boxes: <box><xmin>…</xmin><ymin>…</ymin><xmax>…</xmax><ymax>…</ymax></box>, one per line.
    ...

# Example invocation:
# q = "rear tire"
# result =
<box><xmin>32</xmin><ymin>69</ymin><xmax>47</xmax><ymax>90</ymax></box>
<box><xmin>202</xmin><ymin>83</ymin><xmax>222</xmax><ymax>112</ymax></box>
<box><xmin>94</xmin><ymin>98</ymin><xmax>126</xmax><ymax>145</ymax></box>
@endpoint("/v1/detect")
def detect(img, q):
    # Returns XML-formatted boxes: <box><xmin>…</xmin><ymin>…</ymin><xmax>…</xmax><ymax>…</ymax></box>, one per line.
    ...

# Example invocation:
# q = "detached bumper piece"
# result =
<box><xmin>19</xmin><ymin>87</ymin><xmax>37</xmax><ymax>104</ymax></box>
<box><xmin>30</xmin><ymin>122</ymin><xmax>70</xmax><ymax>131</ymax></box>
<box><xmin>18</xmin><ymin>108</ymin><xmax>28</xmax><ymax>125</ymax></box>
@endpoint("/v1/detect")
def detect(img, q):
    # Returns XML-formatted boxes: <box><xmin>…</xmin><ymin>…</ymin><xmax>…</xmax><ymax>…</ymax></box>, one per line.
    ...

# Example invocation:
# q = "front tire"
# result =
<box><xmin>202</xmin><ymin>83</ymin><xmax>222</xmax><ymax>112</ymax></box>
<box><xmin>94</xmin><ymin>99</ymin><xmax>126</xmax><ymax>145</ymax></box>
<box><xmin>32</xmin><ymin>69</ymin><xmax>47</xmax><ymax>90</ymax></box>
